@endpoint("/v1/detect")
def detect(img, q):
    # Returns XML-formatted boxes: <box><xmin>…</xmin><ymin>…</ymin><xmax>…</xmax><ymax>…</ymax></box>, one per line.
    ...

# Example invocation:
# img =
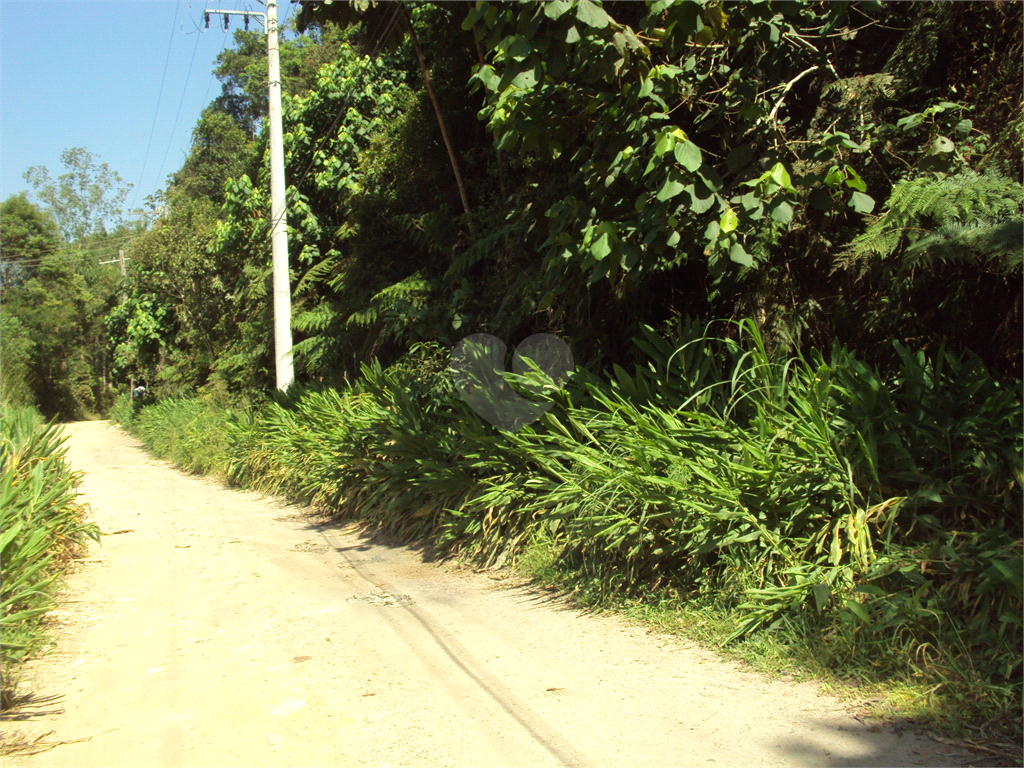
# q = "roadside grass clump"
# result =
<box><xmin>122</xmin><ymin>324</ymin><xmax>1022</xmax><ymax>743</ymax></box>
<box><xmin>107</xmin><ymin>392</ymin><xmax>137</xmax><ymax>428</ymax></box>
<box><xmin>224</xmin><ymin>344</ymin><xmax>530</xmax><ymax>545</ymax></box>
<box><xmin>125</xmin><ymin>395</ymin><xmax>236</xmax><ymax>477</ymax></box>
<box><xmin>0</xmin><ymin>404</ymin><xmax>99</xmax><ymax>704</ymax></box>
<box><xmin>484</xmin><ymin>319</ymin><xmax>1022</xmax><ymax>736</ymax></box>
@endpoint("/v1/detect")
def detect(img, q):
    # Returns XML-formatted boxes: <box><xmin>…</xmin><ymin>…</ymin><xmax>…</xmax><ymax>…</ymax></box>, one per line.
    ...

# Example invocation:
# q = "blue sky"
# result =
<box><xmin>1</xmin><ymin>0</ymin><xmax>297</xmax><ymax>212</ymax></box>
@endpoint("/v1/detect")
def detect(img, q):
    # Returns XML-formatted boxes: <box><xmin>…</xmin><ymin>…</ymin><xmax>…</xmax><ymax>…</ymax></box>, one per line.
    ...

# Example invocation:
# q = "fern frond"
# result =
<box><xmin>293</xmin><ymin>302</ymin><xmax>338</xmax><ymax>333</ymax></box>
<box><xmin>905</xmin><ymin>217</ymin><xmax>1024</xmax><ymax>272</ymax></box>
<box><xmin>822</xmin><ymin>74</ymin><xmax>898</xmax><ymax>107</ymax></box>
<box><xmin>346</xmin><ymin>306</ymin><xmax>378</xmax><ymax>328</ymax></box>
<box><xmin>291</xmin><ymin>335</ymin><xmax>329</xmax><ymax>372</ymax></box>
<box><xmin>296</xmin><ymin>251</ymin><xmax>343</xmax><ymax>295</ymax></box>
<box><xmin>393</xmin><ymin>212</ymin><xmax>457</xmax><ymax>258</ymax></box>
<box><xmin>345</xmin><ymin>273</ymin><xmax>436</xmax><ymax>341</ymax></box>
<box><xmin>838</xmin><ymin>171</ymin><xmax>1024</xmax><ymax>275</ymax></box>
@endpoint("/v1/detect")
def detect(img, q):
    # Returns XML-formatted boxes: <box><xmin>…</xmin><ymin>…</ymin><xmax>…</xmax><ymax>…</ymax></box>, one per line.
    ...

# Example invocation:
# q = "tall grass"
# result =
<box><xmin>118</xmin><ymin>393</ymin><xmax>235</xmax><ymax>477</ymax></box>
<box><xmin>1</xmin><ymin>404</ymin><xmax>99</xmax><ymax>699</ymax></box>
<box><xmin>118</xmin><ymin>327</ymin><xmax>1023</xmax><ymax>737</ymax></box>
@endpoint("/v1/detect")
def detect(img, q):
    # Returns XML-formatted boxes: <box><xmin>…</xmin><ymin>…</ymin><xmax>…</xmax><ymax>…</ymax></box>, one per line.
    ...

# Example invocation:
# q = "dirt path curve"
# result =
<box><xmin>3</xmin><ymin>421</ymin><xmax>975</xmax><ymax>768</ymax></box>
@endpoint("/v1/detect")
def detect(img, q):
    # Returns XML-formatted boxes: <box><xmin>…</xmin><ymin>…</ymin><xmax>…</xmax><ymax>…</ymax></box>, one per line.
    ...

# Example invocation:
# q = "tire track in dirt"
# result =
<box><xmin>326</xmin><ymin>530</ymin><xmax>590</xmax><ymax>767</ymax></box>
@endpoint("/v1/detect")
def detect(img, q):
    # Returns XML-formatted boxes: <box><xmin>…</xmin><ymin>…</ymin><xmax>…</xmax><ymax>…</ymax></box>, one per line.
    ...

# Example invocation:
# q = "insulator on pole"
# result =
<box><xmin>223</xmin><ymin>13</ymin><xmax>229</xmax><ymax>30</ymax></box>
<box><xmin>204</xmin><ymin>11</ymin><xmax>210</xmax><ymax>29</ymax></box>
<box><xmin>244</xmin><ymin>14</ymin><xmax>249</xmax><ymax>30</ymax></box>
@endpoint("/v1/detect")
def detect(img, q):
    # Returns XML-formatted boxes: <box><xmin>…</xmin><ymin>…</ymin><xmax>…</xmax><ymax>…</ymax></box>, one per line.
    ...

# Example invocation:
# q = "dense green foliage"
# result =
<box><xmin>97</xmin><ymin>1</ymin><xmax>1024</xmax><ymax>395</ymax></box>
<box><xmin>1</xmin><ymin>149</ymin><xmax>137</xmax><ymax>419</ymax></box>
<box><xmin>1</xmin><ymin>244</ymin><xmax>125</xmax><ymax>418</ymax></box>
<box><xmin>0</xmin><ymin>405</ymin><xmax>98</xmax><ymax>694</ymax></box>
<box><xmin>6</xmin><ymin>0</ymin><xmax>1022</xmax><ymax>742</ymax></box>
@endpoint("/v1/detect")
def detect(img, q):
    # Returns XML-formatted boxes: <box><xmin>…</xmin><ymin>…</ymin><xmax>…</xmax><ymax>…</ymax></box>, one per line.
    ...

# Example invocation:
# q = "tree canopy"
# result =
<box><xmin>23</xmin><ymin>147</ymin><xmax>132</xmax><ymax>243</ymax></box>
<box><xmin>0</xmin><ymin>193</ymin><xmax>62</xmax><ymax>288</ymax></box>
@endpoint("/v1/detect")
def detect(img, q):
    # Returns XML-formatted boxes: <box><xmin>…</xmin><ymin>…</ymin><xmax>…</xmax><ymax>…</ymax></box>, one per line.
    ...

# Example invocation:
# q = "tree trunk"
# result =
<box><xmin>400</xmin><ymin>6</ymin><xmax>475</xmax><ymax>238</ymax></box>
<box><xmin>463</xmin><ymin>1</ymin><xmax>506</xmax><ymax>206</ymax></box>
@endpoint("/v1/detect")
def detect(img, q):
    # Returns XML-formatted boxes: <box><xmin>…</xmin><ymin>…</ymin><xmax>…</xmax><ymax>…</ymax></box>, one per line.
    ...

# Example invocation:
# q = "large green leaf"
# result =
<box><xmin>848</xmin><ymin>191</ymin><xmax>875</xmax><ymax>214</ymax></box>
<box><xmin>674</xmin><ymin>140</ymin><xmax>703</xmax><ymax>173</ymax></box>
<box><xmin>770</xmin><ymin>200</ymin><xmax>793</xmax><ymax>225</ymax></box>
<box><xmin>764</xmin><ymin>162</ymin><xmax>793</xmax><ymax>191</ymax></box>
<box><xmin>575</xmin><ymin>0</ymin><xmax>611</xmax><ymax>29</ymax></box>
<box><xmin>506</xmin><ymin>36</ymin><xmax>532</xmax><ymax>61</ymax></box>
<box><xmin>720</xmin><ymin>208</ymin><xmax>739</xmax><ymax>233</ymax></box>
<box><xmin>811</xmin><ymin>583</ymin><xmax>831</xmax><ymax>612</ymax></box>
<box><xmin>654</xmin><ymin>131</ymin><xmax>676</xmax><ymax>157</ymax></box>
<box><xmin>729</xmin><ymin>242</ymin><xmax>752</xmax><ymax>266</ymax></box>
<box><xmin>543</xmin><ymin>0</ymin><xmax>574</xmax><ymax>19</ymax></box>
<box><xmin>591</xmin><ymin>231</ymin><xmax>612</xmax><ymax>260</ymax></box>
<box><xmin>656</xmin><ymin>175</ymin><xmax>686</xmax><ymax>202</ymax></box>
<box><xmin>475</xmin><ymin>65</ymin><xmax>500</xmax><ymax>91</ymax></box>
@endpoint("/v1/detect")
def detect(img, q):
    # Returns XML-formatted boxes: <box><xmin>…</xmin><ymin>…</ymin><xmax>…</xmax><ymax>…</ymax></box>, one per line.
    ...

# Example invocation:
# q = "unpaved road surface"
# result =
<box><xmin>2</xmin><ymin>421</ymin><xmax>978</xmax><ymax>767</ymax></box>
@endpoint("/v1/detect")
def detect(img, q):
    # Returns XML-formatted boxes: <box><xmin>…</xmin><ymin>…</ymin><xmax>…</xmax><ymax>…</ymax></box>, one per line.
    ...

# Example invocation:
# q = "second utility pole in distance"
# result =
<box><xmin>205</xmin><ymin>1</ymin><xmax>294</xmax><ymax>391</ymax></box>
<box><xmin>98</xmin><ymin>249</ymin><xmax>130</xmax><ymax>280</ymax></box>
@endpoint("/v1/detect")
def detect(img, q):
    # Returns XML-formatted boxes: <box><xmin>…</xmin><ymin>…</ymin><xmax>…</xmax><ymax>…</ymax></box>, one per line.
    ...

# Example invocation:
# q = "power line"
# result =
<box><xmin>6</xmin><ymin>251</ymin><xmax>133</xmax><ymax>268</ymax></box>
<box><xmin>131</xmin><ymin>0</ymin><xmax>182</xmax><ymax>211</ymax></box>
<box><xmin>8</xmin><ymin>233</ymin><xmax>141</xmax><ymax>256</ymax></box>
<box><xmin>2</xmin><ymin>237</ymin><xmax>148</xmax><ymax>267</ymax></box>
<box><xmin>153</xmin><ymin>17</ymin><xmax>205</xmax><ymax>190</ymax></box>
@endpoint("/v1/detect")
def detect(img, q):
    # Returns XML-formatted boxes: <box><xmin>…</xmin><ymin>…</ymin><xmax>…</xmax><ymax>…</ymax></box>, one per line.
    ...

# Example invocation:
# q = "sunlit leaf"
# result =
<box><xmin>848</xmin><ymin>191</ymin><xmax>875</xmax><ymax>214</ymax></box>
<box><xmin>729</xmin><ymin>242</ymin><xmax>752</xmax><ymax>266</ymax></box>
<box><xmin>576</xmin><ymin>0</ymin><xmax>611</xmax><ymax>29</ymax></box>
<box><xmin>770</xmin><ymin>200</ymin><xmax>793</xmax><ymax>225</ymax></box>
<box><xmin>656</xmin><ymin>175</ymin><xmax>686</xmax><ymax>201</ymax></box>
<box><xmin>543</xmin><ymin>0</ymin><xmax>574</xmax><ymax>19</ymax></box>
<box><xmin>674</xmin><ymin>140</ymin><xmax>702</xmax><ymax>172</ymax></box>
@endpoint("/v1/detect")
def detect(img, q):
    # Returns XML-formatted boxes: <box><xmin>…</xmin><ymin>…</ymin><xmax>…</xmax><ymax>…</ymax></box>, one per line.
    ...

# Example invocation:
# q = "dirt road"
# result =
<box><xmin>2</xmin><ymin>421</ymin><xmax>976</xmax><ymax>767</ymax></box>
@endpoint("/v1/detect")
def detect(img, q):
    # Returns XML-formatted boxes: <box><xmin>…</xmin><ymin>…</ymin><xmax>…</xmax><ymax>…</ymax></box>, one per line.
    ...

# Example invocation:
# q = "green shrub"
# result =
<box><xmin>1</xmin><ymin>404</ymin><xmax>99</xmax><ymax>694</ymax></box>
<box><xmin>0</xmin><ymin>310</ymin><xmax>36</xmax><ymax>409</ymax></box>
<box><xmin>130</xmin><ymin>397</ymin><xmax>234</xmax><ymax>477</ymax></box>
<box><xmin>107</xmin><ymin>392</ymin><xmax>136</xmax><ymax>427</ymax></box>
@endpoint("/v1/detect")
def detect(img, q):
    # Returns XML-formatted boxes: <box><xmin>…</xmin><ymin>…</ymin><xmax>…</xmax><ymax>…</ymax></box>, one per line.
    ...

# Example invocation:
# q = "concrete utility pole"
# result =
<box><xmin>98</xmin><ymin>249</ymin><xmax>130</xmax><ymax>281</ymax></box>
<box><xmin>205</xmin><ymin>3</ymin><xmax>294</xmax><ymax>390</ymax></box>
<box><xmin>266</xmin><ymin>0</ymin><xmax>294</xmax><ymax>391</ymax></box>
<box><xmin>100</xmin><ymin>250</ymin><xmax>131</xmax><ymax>398</ymax></box>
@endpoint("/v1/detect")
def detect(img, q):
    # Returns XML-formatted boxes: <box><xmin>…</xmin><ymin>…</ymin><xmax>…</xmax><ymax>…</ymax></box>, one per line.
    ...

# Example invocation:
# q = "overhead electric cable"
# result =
<box><xmin>153</xmin><ymin>20</ymin><xmax>205</xmax><ymax>190</ymax></box>
<box><xmin>3</xmin><ymin>245</ymin><xmax>146</xmax><ymax>268</ymax></box>
<box><xmin>1</xmin><ymin>234</ymin><xmax>144</xmax><ymax>260</ymax></box>
<box><xmin>131</xmin><ymin>0</ymin><xmax>182</xmax><ymax>210</ymax></box>
<box><xmin>1</xmin><ymin>233</ymin><xmax>151</xmax><ymax>263</ymax></box>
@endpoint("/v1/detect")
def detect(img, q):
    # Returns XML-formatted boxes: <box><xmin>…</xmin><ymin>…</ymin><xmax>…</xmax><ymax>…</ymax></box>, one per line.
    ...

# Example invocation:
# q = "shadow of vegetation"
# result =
<box><xmin>0</xmin><ymin>690</ymin><xmax>66</xmax><ymax>721</ymax></box>
<box><xmin>771</xmin><ymin>718</ymin><xmax>1003</xmax><ymax>768</ymax></box>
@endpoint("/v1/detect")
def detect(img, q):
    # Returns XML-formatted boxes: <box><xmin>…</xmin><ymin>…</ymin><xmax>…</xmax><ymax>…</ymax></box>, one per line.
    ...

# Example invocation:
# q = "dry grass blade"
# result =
<box><xmin>0</xmin><ymin>729</ymin><xmax>93</xmax><ymax>757</ymax></box>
